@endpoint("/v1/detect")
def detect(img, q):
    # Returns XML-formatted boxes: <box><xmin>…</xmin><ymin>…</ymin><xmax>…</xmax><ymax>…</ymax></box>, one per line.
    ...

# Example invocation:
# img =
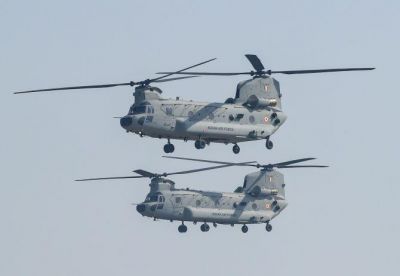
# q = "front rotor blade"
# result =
<box><xmin>13</xmin><ymin>82</ymin><xmax>133</xmax><ymax>94</ymax></box>
<box><xmin>153</xmin><ymin>76</ymin><xmax>199</xmax><ymax>83</ymax></box>
<box><xmin>245</xmin><ymin>54</ymin><xmax>265</xmax><ymax>72</ymax></box>
<box><xmin>163</xmin><ymin>156</ymin><xmax>256</xmax><ymax>166</ymax></box>
<box><xmin>75</xmin><ymin>175</ymin><xmax>145</xmax><ymax>181</ymax></box>
<box><xmin>277</xmin><ymin>165</ymin><xmax>329</xmax><ymax>168</ymax></box>
<box><xmin>156</xmin><ymin>71</ymin><xmax>251</xmax><ymax>76</ymax></box>
<box><xmin>271</xmin><ymin>67</ymin><xmax>375</xmax><ymax>75</ymax></box>
<box><xmin>133</xmin><ymin>169</ymin><xmax>157</xmax><ymax>178</ymax></box>
<box><xmin>272</xmin><ymin>158</ymin><xmax>316</xmax><ymax>167</ymax></box>
<box><xmin>150</xmin><ymin>58</ymin><xmax>216</xmax><ymax>82</ymax></box>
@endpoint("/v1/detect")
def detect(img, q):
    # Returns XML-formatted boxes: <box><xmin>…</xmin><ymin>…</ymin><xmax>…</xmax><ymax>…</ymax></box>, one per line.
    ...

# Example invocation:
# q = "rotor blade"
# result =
<box><xmin>271</xmin><ymin>67</ymin><xmax>375</xmax><ymax>75</ymax></box>
<box><xmin>166</xmin><ymin>162</ymin><xmax>256</xmax><ymax>176</ymax></box>
<box><xmin>150</xmin><ymin>58</ymin><xmax>216</xmax><ymax>82</ymax></box>
<box><xmin>245</xmin><ymin>54</ymin><xmax>265</xmax><ymax>72</ymax></box>
<box><xmin>133</xmin><ymin>169</ymin><xmax>157</xmax><ymax>178</ymax></box>
<box><xmin>75</xmin><ymin>175</ymin><xmax>145</xmax><ymax>181</ymax></box>
<box><xmin>153</xmin><ymin>76</ymin><xmax>199</xmax><ymax>83</ymax></box>
<box><xmin>277</xmin><ymin>165</ymin><xmax>329</xmax><ymax>168</ymax></box>
<box><xmin>13</xmin><ymin>82</ymin><xmax>134</xmax><ymax>94</ymax></box>
<box><xmin>156</xmin><ymin>71</ymin><xmax>251</xmax><ymax>76</ymax></box>
<box><xmin>162</xmin><ymin>156</ymin><xmax>257</xmax><ymax>166</ymax></box>
<box><xmin>272</xmin><ymin>158</ymin><xmax>316</xmax><ymax>167</ymax></box>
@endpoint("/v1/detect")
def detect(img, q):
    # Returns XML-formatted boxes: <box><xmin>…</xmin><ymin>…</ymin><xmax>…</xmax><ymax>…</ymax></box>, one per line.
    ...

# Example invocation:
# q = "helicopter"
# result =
<box><xmin>14</xmin><ymin>55</ymin><xmax>374</xmax><ymax>154</ymax></box>
<box><xmin>75</xmin><ymin>156</ymin><xmax>328</xmax><ymax>233</ymax></box>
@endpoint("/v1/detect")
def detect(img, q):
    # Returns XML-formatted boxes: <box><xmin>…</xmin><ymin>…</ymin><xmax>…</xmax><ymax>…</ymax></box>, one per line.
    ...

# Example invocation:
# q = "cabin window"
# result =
<box><xmin>175</xmin><ymin>197</ymin><xmax>181</xmax><ymax>204</ymax></box>
<box><xmin>252</xmin><ymin>203</ymin><xmax>258</xmax><ymax>210</ymax></box>
<box><xmin>249</xmin><ymin>115</ymin><xmax>255</xmax><ymax>124</ymax></box>
<box><xmin>196</xmin><ymin>200</ymin><xmax>201</xmax><ymax>207</ymax></box>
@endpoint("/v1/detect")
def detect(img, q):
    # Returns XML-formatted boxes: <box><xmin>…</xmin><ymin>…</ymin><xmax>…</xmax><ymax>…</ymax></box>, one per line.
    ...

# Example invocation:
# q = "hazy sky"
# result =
<box><xmin>1</xmin><ymin>1</ymin><xmax>399</xmax><ymax>276</ymax></box>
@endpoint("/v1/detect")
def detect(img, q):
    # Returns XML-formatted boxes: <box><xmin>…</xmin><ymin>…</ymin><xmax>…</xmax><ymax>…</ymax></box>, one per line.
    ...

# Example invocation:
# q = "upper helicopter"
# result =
<box><xmin>14</xmin><ymin>54</ymin><xmax>374</xmax><ymax>154</ymax></box>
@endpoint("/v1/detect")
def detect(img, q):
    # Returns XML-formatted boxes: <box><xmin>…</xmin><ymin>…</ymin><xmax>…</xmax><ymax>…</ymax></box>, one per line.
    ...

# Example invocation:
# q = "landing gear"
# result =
<box><xmin>178</xmin><ymin>223</ymin><xmax>187</xmax><ymax>233</ymax></box>
<box><xmin>265</xmin><ymin>222</ymin><xmax>272</xmax><ymax>232</ymax></box>
<box><xmin>195</xmin><ymin>140</ymin><xmax>206</xmax><ymax>150</ymax></box>
<box><xmin>163</xmin><ymin>139</ymin><xmax>175</xmax><ymax>154</ymax></box>
<box><xmin>241</xmin><ymin>225</ymin><xmax>248</xmax><ymax>233</ymax></box>
<box><xmin>266</xmin><ymin>136</ymin><xmax>273</xmax><ymax>150</ymax></box>
<box><xmin>200</xmin><ymin>223</ymin><xmax>210</xmax><ymax>232</ymax></box>
<box><xmin>232</xmin><ymin>144</ymin><xmax>240</xmax><ymax>154</ymax></box>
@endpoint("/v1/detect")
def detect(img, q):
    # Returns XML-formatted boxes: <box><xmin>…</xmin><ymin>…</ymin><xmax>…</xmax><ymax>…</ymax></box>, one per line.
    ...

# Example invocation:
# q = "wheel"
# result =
<box><xmin>163</xmin><ymin>143</ymin><xmax>175</xmax><ymax>153</ymax></box>
<box><xmin>200</xmin><ymin>223</ymin><xmax>210</xmax><ymax>232</ymax></box>
<box><xmin>241</xmin><ymin>225</ymin><xmax>248</xmax><ymax>233</ymax></box>
<box><xmin>195</xmin><ymin>140</ymin><xmax>206</xmax><ymax>150</ymax></box>
<box><xmin>178</xmin><ymin>224</ymin><xmax>187</xmax><ymax>233</ymax></box>
<box><xmin>232</xmin><ymin>144</ymin><xmax>240</xmax><ymax>154</ymax></box>
<box><xmin>266</xmin><ymin>140</ymin><xmax>273</xmax><ymax>150</ymax></box>
<box><xmin>163</xmin><ymin>144</ymin><xmax>170</xmax><ymax>153</ymax></box>
<box><xmin>266</xmin><ymin>223</ymin><xmax>272</xmax><ymax>232</ymax></box>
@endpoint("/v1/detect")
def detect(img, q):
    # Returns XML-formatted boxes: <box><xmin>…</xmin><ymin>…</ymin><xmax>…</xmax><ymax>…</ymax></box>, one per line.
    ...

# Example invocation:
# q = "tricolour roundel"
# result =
<box><xmin>264</xmin><ymin>116</ymin><xmax>269</xmax><ymax>123</ymax></box>
<box><xmin>265</xmin><ymin>203</ymin><xmax>271</xmax><ymax>209</ymax></box>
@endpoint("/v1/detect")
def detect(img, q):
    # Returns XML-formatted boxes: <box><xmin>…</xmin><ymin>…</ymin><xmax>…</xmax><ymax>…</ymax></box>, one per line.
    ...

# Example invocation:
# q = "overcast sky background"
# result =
<box><xmin>1</xmin><ymin>1</ymin><xmax>399</xmax><ymax>275</ymax></box>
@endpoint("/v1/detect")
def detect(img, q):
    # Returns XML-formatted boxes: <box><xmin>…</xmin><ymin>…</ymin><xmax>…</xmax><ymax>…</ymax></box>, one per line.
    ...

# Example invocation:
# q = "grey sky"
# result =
<box><xmin>1</xmin><ymin>1</ymin><xmax>399</xmax><ymax>275</ymax></box>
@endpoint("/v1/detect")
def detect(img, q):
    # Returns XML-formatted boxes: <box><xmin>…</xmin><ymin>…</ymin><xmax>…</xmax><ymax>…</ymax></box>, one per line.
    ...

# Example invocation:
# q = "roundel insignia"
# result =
<box><xmin>265</xmin><ymin>203</ymin><xmax>271</xmax><ymax>209</ymax></box>
<box><xmin>264</xmin><ymin>116</ymin><xmax>269</xmax><ymax>123</ymax></box>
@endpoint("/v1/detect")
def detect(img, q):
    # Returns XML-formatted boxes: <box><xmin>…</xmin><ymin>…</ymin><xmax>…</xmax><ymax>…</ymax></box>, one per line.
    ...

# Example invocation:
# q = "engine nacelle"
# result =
<box><xmin>248</xmin><ymin>185</ymin><xmax>278</xmax><ymax>197</ymax></box>
<box><xmin>246</xmin><ymin>95</ymin><xmax>278</xmax><ymax>108</ymax></box>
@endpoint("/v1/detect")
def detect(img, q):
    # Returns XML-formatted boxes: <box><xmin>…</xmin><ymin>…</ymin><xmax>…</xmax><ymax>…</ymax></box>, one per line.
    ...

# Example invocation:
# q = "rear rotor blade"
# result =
<box><xmin>13</xmin><ymin>82</ymin><xmax>134</xmax><ymax>94</ymax></box>
<box><xmin>245</xmin><ymin>54</ymin><xmax>265</xmax><ymax>72</ymax></box>
<box><xmin>271</xmin><ymin>67</ymin><xmax>375</xmax><ymax>75</ymax></box>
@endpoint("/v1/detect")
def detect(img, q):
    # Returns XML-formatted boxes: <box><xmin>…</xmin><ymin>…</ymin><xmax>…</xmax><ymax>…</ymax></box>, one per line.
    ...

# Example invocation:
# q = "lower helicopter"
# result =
<box><xmin>76</xmin><ymin>156</ymin><xmax>327</xmax><ymax>233</ymax></box>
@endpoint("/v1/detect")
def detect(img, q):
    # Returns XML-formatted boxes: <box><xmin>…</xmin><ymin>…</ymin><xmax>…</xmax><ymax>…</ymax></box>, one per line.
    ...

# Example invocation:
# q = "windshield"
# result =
<box><xmin>145</xmin><ymin>194</ymin><xmax>159</xmax><ymax>202</ymax></box>
<box><xmin>144</xmin><ymin>193</ymin><xmax>164</xmax><ymax>203</ymax></box>
<box><xmin>129</xmin><ymin>105</ymin><xmax>146</xmax><ymax>115</ymax></box>
<box><xmin>128</xmin><ymin>102</ymin><xmax>154</xmax><ymax>115</ymax></box>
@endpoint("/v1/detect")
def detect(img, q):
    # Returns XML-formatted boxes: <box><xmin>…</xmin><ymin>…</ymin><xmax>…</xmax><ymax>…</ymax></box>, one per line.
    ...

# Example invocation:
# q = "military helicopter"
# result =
<box><xmin>75</xmin><ymin>156</ymin><xmax>328</xmax><ymax>233</ymax></box>
<box><xmin>14</xmin><ymin>55</ymin><xmax>374</xmax><ymax>154</ymax></box>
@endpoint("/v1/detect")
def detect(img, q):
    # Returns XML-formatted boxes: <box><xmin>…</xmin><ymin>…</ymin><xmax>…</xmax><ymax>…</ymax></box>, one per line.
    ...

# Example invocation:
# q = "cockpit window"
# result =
<box><xmin>129</xmin><ymin>103</ymin><xmax>153</xmax><ymax>115</ymax></box>
<box><xmin>145</xmin><ymin>194</ymin><xmax>159</xmax><ymax>202</ymax></box>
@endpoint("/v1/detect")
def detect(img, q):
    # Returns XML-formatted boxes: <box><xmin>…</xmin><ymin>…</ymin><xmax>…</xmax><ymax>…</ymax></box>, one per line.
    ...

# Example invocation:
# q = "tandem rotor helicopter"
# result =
<box><xmin>76</xmin><ymin>156</ymin><xmax>328</xmax><ymax>233</ymax></box>
<box><xmin>14</xmin><ymin>54</ymin><xmax>374</xmax><ymax>154</ymax></box>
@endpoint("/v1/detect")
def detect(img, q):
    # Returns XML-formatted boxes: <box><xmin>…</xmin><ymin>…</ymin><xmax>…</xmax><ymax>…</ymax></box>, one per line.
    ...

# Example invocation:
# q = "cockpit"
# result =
<box><xmin>128</xmin><ymin>102</ymin><xmax>154</xmax><ymax>115</ymax></box>
<box><xmin>144</xmin><ymin>192</ymin><xmax>165</xmax><ymax>203</ymax></box>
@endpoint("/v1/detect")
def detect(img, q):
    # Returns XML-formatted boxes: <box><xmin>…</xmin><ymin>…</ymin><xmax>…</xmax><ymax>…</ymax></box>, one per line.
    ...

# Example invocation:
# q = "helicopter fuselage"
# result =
<box><xmin>135</xmin><ymin>177</ymin><xmax>288</xmax><ymax>225</ymax></box>
<box><xmin>120</xmin><ymin>97</ymin><xmax>287</xmax><ymax>145</ymax></box>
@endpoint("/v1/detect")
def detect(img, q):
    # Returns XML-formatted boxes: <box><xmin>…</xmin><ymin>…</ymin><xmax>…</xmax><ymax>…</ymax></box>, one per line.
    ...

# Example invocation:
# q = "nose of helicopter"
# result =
<box><xmin>120</xmin><ymin>116</ymin><xmax>133</xmax><ymax>129</ymax></box>
<box><xmin>136</xmin><ymin>203</ymin><xmax>146</xmax><ymax>213</ymax></box>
